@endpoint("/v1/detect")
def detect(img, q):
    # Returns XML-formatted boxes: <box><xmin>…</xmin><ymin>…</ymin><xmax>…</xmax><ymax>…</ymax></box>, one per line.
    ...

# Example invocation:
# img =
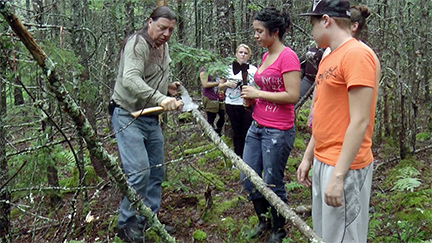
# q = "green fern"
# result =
<box><xmin>285</xmin><ymin>181</ymin><xmax>303</xmax><ymax>192</ymax></box>
<box><xmin>392</xmin><ymin>178</ymin><xmax>421</xmax><ymax>192</ymax></box>
<box><xmin>398</xmin><ymin>166</ymin><xmax>421</xmax><ymax>178</ymax></box>
<box><xmin>391</xmin><ymin>166</ymin><xmax>422</xmax><ymax>192</ymax></box>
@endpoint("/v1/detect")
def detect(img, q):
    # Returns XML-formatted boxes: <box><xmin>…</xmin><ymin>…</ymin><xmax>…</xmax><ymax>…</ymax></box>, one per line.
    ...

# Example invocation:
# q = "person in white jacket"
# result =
<box><xmin>219</xmin><ymin>44</ymin><xmax>257</xmax><ymax>157</ymax></box>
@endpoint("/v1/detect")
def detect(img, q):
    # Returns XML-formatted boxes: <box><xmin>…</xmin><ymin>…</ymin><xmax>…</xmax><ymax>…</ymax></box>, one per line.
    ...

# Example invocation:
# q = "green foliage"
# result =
<box><xmin>379</xmin><ymin>139</ymin><xmax>399</xmax><ymax>160</ymax></box>
<box><xmin>170</xmin><ymin>43</ymin><xmax>233</xmax><ymax>78</ymax></box>
<box><xmin>247</xmin><ymin>4</ymin><xmax>262</xmax><ymax>11</ymax></box>
<box><xmin>59</xmin><ymin>165</ymin><xmax>102</xmax><ymax>190</ymax></box>
<box><xmin>143</xmin><ymin>228</ymin><xmax>160</xmax><ymax>242</ymax></box>
<box><xmin>112</xmin><ymin>236</ymin><xmax>123</xmax><ymax>243</ymax></box>
<box><xmin>248</xmin><ymin>215</ymin><xmax>259</xmax><ymax>227</ymax></box>
<box><xmin>200</xmin><ymin>195</ymin><xmax>247</xmax><ymax>225</ymax></box>
<box><xmin>108</xmin><ymin>214</ymin><xmax>119</xmax><ymax>233</ymax></box>
<box><xmin>178</xmin><ymin>111</ymin><xmax>194</xmax><ymax>122</ymax></box>
<box><xmin>183</xmin><ymin>143</ymin><xmax>215</xmax><ymax>156</ymax></box>
<box><xmin>198</xmin><ymin>170</ymin><xmax>225</xmax><ymax>190</ymax></box>
<box><xmin>8</xmin><ymin>141</ymin><xmax>73</xmax><ymax>199</ymax></box>
<box><xmin>285</xmin><ymin>181</ymin><xmax>303</xmax><ymax>192</ymax></box>
<box><xmin>196</xmin><ymin>151</ymin><xmax>225</xmax><ymax>168</ymax></box>
<box><xmin>368</xmin><ymin>212</ymin><xmax>384</xmax><ymax>239</ymax></box>
<box><xmin>286</xmin><ymin>157</ymin><xmax>301</xmax><ymax>174</ymax></box>
<box><xmin>382</xmin><ymin>157</ymin><xmax>423</xmax><ymax>189</ymax></box>
<box><xmin>392</xmin><ymin>177</ymin><xmax>421</xmax><ymax>192</ymax></box>
<box><xmin>416</xmin><ymin>132</ymin><xmax>431</xmax><ymax>142</ymax></box>
<box><xmin>77</xmin><ymin>79</ymin><xmax>101</xmax><ymax>104</ymax></box>
<box><xmin>293</xmin><ymin>135</ymin><xmax>306</xmax><ymax>150</ymax></box>
<box><xmin>369</xmin><ymin>178</ymin><xmax>432</xmax><ymax>242</ymax></box>
<box><xmin>162</xmin><ymin>164</ymin><xmax>226</xmax><ymax>192</ymax></box>
<box><xmin>391</xmin><ymin>220</ymin><xmax>429</xmax><ymax>243</ymax></box>
<box><xmin>227</xmin><ymin>168</ymin><xmax>241</xmax><ymax>181</ymax></box>
<box><xmin>184</xmin><ymin>218</ymin><xmax>191</xmax><ymax>227</ymax></box>
<box><xmin>42</xmin><ymin>42</ymin><xmax>83</xmax><ymax>81</ymax></box>
<box><xmin>295</xmin><ymin>101</ymin><xmax>312</xmax><ymax>131</ymax></box>
<box><xmin>9</xmin><ymin>208</ymin><xmax>22</xmax><ymax>220</ymax></box>
<box><xmin>213</xmin><ymin>196</ymin><xmax>246</xmax><ymax>216</ymax></box>
<box><xmin>391</xmin><ymin>166</ymin><xmax>421</xmax><ymax>192</ymax></box>
<box><xmin>218</xmin><ymin>216</ymin><xmax>237</xmax><ymax>240</ymax></box>
<box><xmin>89</xmin><ymin>0</ymin><xmax>104</xmax><ymax>11</ymax></box>
<box><xmin>192</xmin><ymin>229</ymin><xmax>207</xmax><ymax>241</ymax></box>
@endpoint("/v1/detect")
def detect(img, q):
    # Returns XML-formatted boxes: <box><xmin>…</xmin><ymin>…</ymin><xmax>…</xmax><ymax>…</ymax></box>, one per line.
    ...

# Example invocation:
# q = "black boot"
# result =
<box><xmin>249</xmin><ymin>198</ymin><xmax>271</xmax><ymax>238</ymax></box>
<box><xmin>138</xmin><ymin>219</ymin><xmax>175</xmax><ymax>234</ymax></box>
<box><xmin>266</xmin><ymin>207</ymin><xmax>287</xmax><ymax>243</ymax></box>
<box><xmin>117</xmin><ymin>226</ymin><xmax>144</xmax><ymax>243</ymax></box>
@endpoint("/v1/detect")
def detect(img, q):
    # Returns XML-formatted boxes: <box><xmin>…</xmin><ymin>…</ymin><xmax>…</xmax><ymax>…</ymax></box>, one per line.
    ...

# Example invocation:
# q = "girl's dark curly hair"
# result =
<box><xmin>253</xmin><ymin>7</ymin><xmax>291</xmax><ymax>40</ymax></box>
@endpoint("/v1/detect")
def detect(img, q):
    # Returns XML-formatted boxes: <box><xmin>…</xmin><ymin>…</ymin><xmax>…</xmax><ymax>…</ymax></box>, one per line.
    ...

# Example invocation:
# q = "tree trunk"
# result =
<box><xmin>0</xmin><ymin>33</ymin><xmax>10</xmax><ymax>242</ymax></box>
<box><xmin>194</xmin><ymin>0</ymin><xmax>201</xmax><ymax>48</ymax></box>
<box><xmin>12</xmin><ymin>50</ymin><xmax>24</xmax><ymax>105</ymax></box>
<box><xmin>397</xmin><ymin>61</ymin><xmax>407</xmax><ymax>159</ymax></box>
<box><xmin>32</xmin><ymin>0</ymin><xmax>63</xmax><ymax>207</ymax></box>
<box><xmin>228</xmin><ymin>2</ymin><xmax>236</xmax><ymax>53</ymax></box>
<box><xmin>216</xmin><ymin>0</ymin><xmax>230</xmax><ymax>57</ymax></box>
<box><xmin>124</xmin><ymin>1</ymin><xmax>135</xmax><ymax>37</ymax></box>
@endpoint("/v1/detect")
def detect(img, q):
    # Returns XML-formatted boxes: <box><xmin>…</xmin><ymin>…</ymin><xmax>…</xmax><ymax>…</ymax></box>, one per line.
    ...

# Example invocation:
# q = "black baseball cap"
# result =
<box><xmin>299</xmin><ymin>0</ymin><xmax>351</xmax><ymax>19</ymax></box>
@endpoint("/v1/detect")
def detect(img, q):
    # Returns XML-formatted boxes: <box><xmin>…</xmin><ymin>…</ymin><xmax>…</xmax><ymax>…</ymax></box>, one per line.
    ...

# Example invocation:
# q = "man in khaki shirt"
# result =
<box><xmin>111</xmin><ymin>6</ymin><xmax>182</xmax><ymax>242</ymax></box>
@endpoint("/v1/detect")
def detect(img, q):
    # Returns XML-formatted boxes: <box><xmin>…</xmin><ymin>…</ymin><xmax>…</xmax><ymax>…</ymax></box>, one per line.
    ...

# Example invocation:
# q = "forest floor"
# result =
<box><xmin>9</xmin><ymin>105</ymin><xmax>432</xmax><ymax>243</ymax></box>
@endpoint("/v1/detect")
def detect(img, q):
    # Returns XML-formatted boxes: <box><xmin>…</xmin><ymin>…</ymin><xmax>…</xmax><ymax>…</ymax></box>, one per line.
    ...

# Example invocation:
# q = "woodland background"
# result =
<box><xmin>0</xmin><ymin>0</ymin><xmax>432</xmax><ymax>242</ymax></box>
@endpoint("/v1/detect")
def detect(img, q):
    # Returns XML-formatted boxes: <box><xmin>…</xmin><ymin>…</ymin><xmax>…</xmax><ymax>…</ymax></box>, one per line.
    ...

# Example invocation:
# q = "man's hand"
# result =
<box><xmin>324</xmin><ymin>174</ymin><xmax>344</xmax><ymax>207</ymax></box>
<box><xmin>161</xmin><ymin>97</ymin><xmax>183</xmax><ymax>111</ymax></box>
<box><xmin>297</xmin><ymin>158</ymin><xmax>312</xmax><ymax>187</ymax></box>
<box><xmin>168</xmin><ymin>82</ymin><xmax>181</xmax><ymax>97</ymax></box>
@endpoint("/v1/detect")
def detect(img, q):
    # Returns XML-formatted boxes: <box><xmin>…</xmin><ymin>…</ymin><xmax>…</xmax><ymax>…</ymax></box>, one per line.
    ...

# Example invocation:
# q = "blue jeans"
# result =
<box><xmin>241</xmin><ymin>122</ymin><xmax>295</xmax><ymax>202</ymax></box>
<box><xmin>112</xmin><ymin>107</ymin><xmax>165</xmax><ymax>228</ymax></box>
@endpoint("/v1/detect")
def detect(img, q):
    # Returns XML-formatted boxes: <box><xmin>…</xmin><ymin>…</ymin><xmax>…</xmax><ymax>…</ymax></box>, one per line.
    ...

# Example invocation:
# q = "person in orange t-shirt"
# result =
<box><xmin>297</xmin><ymin>1</ymin><xmax>380</xmax><ymax>243</ymax></box>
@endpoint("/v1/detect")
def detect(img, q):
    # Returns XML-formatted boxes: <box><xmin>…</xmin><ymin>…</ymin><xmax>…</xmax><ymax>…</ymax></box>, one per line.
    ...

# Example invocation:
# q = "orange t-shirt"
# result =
<box><xmin>312</xmin><ymin>38</ymin><xmax>378</xmax><ymax>169</ymax></box>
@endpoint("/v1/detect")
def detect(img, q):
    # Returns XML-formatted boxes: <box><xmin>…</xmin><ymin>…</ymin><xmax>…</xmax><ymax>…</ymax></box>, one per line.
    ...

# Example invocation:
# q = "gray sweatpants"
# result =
<box><xmin>312</xmin><ymin>159</ymin><xmax>373</xmax><ymax>243</ymax></box>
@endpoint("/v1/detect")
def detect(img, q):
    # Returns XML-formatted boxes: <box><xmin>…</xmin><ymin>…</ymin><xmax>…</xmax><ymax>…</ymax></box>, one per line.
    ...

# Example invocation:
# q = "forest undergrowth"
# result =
<box><xmin>7</xmin><ymin>99</ymin><xmax>432</xmax><ymax>243</ymax></box>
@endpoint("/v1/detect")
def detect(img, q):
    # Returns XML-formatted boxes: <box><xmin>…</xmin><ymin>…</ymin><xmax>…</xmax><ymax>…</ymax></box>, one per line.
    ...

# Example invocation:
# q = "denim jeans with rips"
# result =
<box><xmin>241</xmin><ymin>122</ymin><xmax>295</xmax><ymax>202</ymax></box>
<box><xmin>112</xmin><ymin>107</ymin><xmax>165</xmax><ymax>229</ymax></box>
